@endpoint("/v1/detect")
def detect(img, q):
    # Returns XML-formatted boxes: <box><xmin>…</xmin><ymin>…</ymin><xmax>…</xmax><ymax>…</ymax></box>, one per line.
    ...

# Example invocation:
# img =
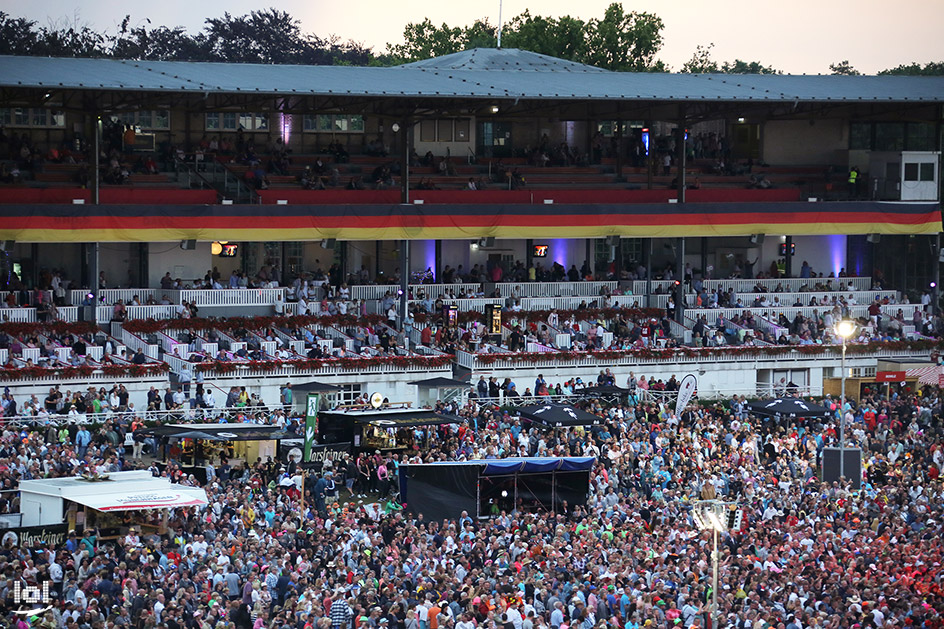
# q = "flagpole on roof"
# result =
<box><xmin>497</xmin><ymin>0</ymin><xmax>503</xmax><ymax>48</ymax></box>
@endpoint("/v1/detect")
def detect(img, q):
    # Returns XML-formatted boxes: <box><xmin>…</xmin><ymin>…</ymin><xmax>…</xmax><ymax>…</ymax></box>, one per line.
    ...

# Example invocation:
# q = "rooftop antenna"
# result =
<box><xmin>497</xmin><ymin>0</ymin><xmax>503</xmax><ymax>48</ymax></box>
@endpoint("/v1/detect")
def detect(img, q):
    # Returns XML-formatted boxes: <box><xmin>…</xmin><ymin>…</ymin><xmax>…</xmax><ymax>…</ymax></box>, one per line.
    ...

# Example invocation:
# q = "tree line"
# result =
<box><xmin>0</xmin><ymin>7</ymin><xmax>940</xmax><ymax>75</ymax></box>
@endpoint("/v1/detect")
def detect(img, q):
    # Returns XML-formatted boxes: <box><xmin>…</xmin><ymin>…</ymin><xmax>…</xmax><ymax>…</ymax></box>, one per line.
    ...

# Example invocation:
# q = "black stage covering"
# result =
<box><xmin>517</xmin><ymin>403</ymin><xmax>603</xmax><ymax>428</ymax></box>
<box><xmin>399</xmin><ymin>463</ymin><xmax>479</xmax><ymax>522</ymax></box>
<box><xmin>748</xmin><ymin>397</ymin><xmax>831</xmax><ymax>418</ymax></box>
<box><xmin>576</xmin><ymin>385</ymin><xmax>628</xmax><ymax>397</ymax></box>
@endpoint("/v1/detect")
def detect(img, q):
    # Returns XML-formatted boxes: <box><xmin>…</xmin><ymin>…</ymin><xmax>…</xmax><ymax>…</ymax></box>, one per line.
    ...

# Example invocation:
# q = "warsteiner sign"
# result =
<box><xmin>1</xmin><ymin>523</ymin><xmax>69</xmax><ymax>549</ymax></box>
<box><xmin>299</xmin><ymin>443</ymin><xmax>352</xmax><ymax>469</ymax></box>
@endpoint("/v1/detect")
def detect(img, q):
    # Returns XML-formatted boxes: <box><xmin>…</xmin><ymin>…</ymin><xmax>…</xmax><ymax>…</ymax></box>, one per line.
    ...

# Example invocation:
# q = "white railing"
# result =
<box><xmin>194</xmin><ymin>357</ymin><xmax>453</xmax><ymax>379</ymax></box>
<box><xmin>0</xmin><ymin>308</ymin><xmax>36</xmax><ymax>322</ymax></box>
<box><xmin>460</xmin><ymin>343</ymin><xmax>933</xmax><ymax>371</ymax></box>
<box><xmin>349</xmin><ymin>283</ymin><xmax>483</xmax><ymax>301</ymax></box>
<box><xmin>495</xmin><ymin>281</ymin><xmax>618</xmax><ymax>298</ymax></box>
<box><xmin>95</xmin><ymin>305</ymin><xmax>179</xmax><ymax>324</ymax></box>
<box><xmin>703</xmin><ymin>277</ymin><xmax>872</xmax><ymax>293</ymax></box>
<box><xmin>651</xmin><ymin>290</ymin><xmax>893</xmax><ymax>309</ymax></box>
<box><xmin>179</xmin><ymin>288</ymin><xmax>286</xmax><ymax>306</ymax></box>
<box><xmin>73</xmin><ymin>289</ymin><xmax>163</xmax><ymax>306</ymax></box>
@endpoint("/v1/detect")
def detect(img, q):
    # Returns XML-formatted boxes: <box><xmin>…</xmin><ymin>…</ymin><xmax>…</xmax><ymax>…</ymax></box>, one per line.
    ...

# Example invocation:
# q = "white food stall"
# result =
<box><xmin>18</xmin><ymin>471</ymin><xmax>209</xmax><ymax>529</ymax></box>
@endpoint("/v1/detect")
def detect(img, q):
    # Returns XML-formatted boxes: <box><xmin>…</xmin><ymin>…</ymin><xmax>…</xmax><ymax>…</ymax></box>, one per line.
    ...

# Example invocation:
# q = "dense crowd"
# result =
<box><xmin>0</xmin><ymin>375</ymin><xmax>941</xmax><ymax>629</ymax></box>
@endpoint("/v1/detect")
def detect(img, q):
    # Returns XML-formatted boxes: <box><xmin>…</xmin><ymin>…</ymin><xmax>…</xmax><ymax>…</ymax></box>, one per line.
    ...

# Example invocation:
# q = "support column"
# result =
<box><xmin>525</xmin><ymin>239</ymin><xmax>533</xmax><ymax>272</ymax></box>
<box><xmin>338</xmin><ymin>241</ymin><xmax>348</xmax><ymax>287</ymax></box>
<box><xmin>139</xmin><ymin>243</ymin><xmax>149</xmax><ymax>288</ymax></box>
<box><xmin>615</xmin><ymin>118</ymin><xmax>623</xmax><ymax>181</ymax></box>
<box><xmin>92</xmin><ymin>114</ymin><xmax>101</xmax><ymax>205</ymax></box>
<box><xmin>585</xmin><ymin>239</ymin><xmax>592</xmax><ymax>278</ymax></box>
<box><xmin>400</xmin><ymin>119</ymin><xmax>411</xmax><ymax>204</ymax></box>
<box><xmin>435</xmin><ymin>239</ymin><xmax>443</xmax><ymax>283</ymax></box>
<box><xmin>675</xmin><ymin>120</ymin><xmax>687</xmax><ymax>324</ymax></box>
<box><xmin>645</xmin><ymin>238</ymin><xmax>652</xmax><ymax>309</ymax></box>
<box><xmin>613</xmin><ymin>237</ymin><xmax>623</xmax><ymax>280</ymax></box>
<box><xmin>645</xmin><ymin>120</ymin><xmax>653</xmax><ymax>190</ymax></box>
<box><xmin>935</xmin><ymin>234</ymin><xmax>941</xmax><ymax>315</ymax></box>
<box><xmin>701</xmin><ymin>237</ymin><xmax>708</xmax><ymax>281</ymax></box>
<box><xmin>785</xmin><ymin>236</ymin><xmax>794</xmax><ymax>277</ymax></box>
<box><xmin>398</xmin><ymin>240</ymin><xmax>410</xmax><ymax>329</ymax></box>
<box><xmin>375</xmin><ymin>241</ymin><xmax>382</xmax><ymax>281</ymax></box>
<box><xmin>30</xmin><ymin>244</ymin><xmax>39</xmax><ymax>289</ymax></box>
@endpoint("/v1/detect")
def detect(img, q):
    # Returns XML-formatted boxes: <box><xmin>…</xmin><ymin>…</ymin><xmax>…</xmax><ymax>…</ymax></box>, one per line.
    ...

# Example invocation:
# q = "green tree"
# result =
<box><xmin>584</xmin><ymin>4</ymin><xmax>664</xmax><ymax>71</ymax></box>
<box><xmin>0</xmin><ymin>12</ymin><xmax>39</xmax><ymax>55</ymax></box>
<box><xmin>681</xmin><ymin>43</ymin><xmax>779</xmax><ymax>74</ymax></box>
<box><xmin>501</xmin><ymin>11</ymin><xmax>588</xmax><ymax>62</ymax></box>
<box><xmin>829</xmin><ymin>60</ymin><xmax>859</xmax><ymax>75</ymax></box>
<box><xmin>681</xmin><ymin>44</ymin><xmax>718</xmax><ymax>73</ymax></box>
<box><xmin>879</xmin><ymin>61</ymin><xmax>944</xmax><ymax>75</ymax></box>
<box><xmin>385</xmin><ymin>19</ymin><xmax>466</xmax><ymax>63</ymax></box>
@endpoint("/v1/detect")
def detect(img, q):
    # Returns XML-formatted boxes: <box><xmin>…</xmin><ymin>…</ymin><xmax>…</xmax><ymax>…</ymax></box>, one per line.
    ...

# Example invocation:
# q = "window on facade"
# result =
<box><xmin>849</xmin><ymin>123</ymin><xmax>871</xmax><ymax>150</ymax></box>
<box><xmin>336</xmin><ymin>384</ymin><xmax>363</xmax><ymax>406</ymax></box>
<box><xmin>207</xmin><ymin>112</ymin><xmax>264</xmax><ymax>131</ymax></box>
<box><xmin>304</xmin><ymin>114</ymin><xmax>364</xmax><ymax>133</ymax></box>
<box><xmin>437</xmin><ymin>119</ymin><xmax>454</xmax><ymax>142</ymax></box>
<box><xmin>920</xmin><ymin>162</ymin><xmax>935</xmax><ymax>181</ymax></box>
<box><xmin>906</xmin><ymin>123</ymin><xmax>935</xmax><ymax>151</ymax></box>
<box><xmin>874</xmin><ymin>123</ymin><xmax>905</xmax><ymax>151</ymax></box>
<box><xmin>904</xmin><ymin>163</ymin><xmax>919</xmax><ymax>181</ymax></box>
<box><xmin>0</xmin><ymin>108</ymin><xmax>65</xmax><ymax>128</ymax></box>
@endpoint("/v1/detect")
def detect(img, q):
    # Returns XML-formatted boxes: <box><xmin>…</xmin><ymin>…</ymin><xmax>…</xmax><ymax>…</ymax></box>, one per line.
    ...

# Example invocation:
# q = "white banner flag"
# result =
<box><xmin>675</xmin><ymin>374</ymin><xmax>698</xmax><ymax>415</ymax></box>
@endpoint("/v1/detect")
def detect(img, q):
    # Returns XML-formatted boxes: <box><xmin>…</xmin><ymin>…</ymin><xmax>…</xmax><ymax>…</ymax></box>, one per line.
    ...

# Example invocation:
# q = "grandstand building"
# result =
<box><xmin>0</xmin><ymin>49</ymin><xmax>941</xmax><ymax>411</ymax></box>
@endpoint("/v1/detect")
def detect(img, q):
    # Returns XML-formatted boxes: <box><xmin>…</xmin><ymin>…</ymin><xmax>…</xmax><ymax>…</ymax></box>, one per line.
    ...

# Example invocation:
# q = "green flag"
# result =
<box><xmin>304</xmin><ymin>393</ymin><xmax>320</xmax><ymax>462</ymax></box>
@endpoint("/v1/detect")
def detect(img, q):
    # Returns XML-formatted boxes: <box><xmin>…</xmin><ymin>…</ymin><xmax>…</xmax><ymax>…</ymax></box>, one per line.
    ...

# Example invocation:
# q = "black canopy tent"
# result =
<box><xmin>575</xmin><ymin>384</ymin><xmax>628</xmax><ymax>404</ymax></box>
<box><xmin>517</xmin><ymin>403</ymin><xmax>604</xmax><ymax>429</ymax></box>
<box><xmin>317</xmin><ymin>409</ymin><xmax>462</xmax><ymax>453</ymax></box>
<box><xmin>399</xmin><ymin>457</ymin><xmax>595</xmax><ymax>521</ymax></box>
<box><xmin>748</xmin><ymin>397</ymin><xmax>832</xmax><ymax>418</ymax></box>
<box><xmin>289</xmin><ymin>381</ymin><xmax>342</xmax><ymax>415</ymax></box>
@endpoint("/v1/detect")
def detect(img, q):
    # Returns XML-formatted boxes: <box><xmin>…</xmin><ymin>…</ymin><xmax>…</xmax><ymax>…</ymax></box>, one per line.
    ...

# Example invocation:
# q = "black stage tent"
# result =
<box><xmin>748</xmin><ymin>397</ymin><xmax>831</xmax><ymax>418</ymax></box>
<box><xmin>317</xmin><ymin>408</ymin><xmax>462</xmax><ymax>452</ymax></box>
<box><xmin>576</xmin><ymin>385</ymin><xmax>628</xmax><ymax>398</ymax></box>
<box><xmin>399</xmin><ymin>457</ymin><xmax>594</xmax><ymax>521</ymax></box>
<box><xmin>517</xmin><ymin>403</ymin><xmax>604</xmax><ymax>428</ymax></box>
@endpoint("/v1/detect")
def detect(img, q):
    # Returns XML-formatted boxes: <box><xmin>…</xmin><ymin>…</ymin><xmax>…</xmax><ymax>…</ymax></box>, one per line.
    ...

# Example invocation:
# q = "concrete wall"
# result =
<box><xmin>148</xmin><ymin>242</ymin><xmax>212</xmax><ymax>286</ymax></box>
<box><xmin>763</xmin><ymin>119</ymin><xmax>848</xmax><ymax>166</ymax></box>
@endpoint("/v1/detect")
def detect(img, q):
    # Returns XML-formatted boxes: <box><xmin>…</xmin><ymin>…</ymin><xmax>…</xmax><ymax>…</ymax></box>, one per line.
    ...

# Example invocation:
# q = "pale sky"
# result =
<box><xmin>15</xmin><ymin>0</ymin><xmax>944</xmax><ymax>74</ymax></box>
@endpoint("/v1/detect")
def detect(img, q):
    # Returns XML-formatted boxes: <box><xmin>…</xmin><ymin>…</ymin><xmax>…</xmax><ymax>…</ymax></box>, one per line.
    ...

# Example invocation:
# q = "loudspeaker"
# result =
<box><xmin>180</xmin><ymin>239</ymin><xmax>197</xmax><ymax>250</ymax></box>
<box><xmin>479</xmin><ymin>237</ymin><xmax>495</xmax><ymax>248</ymax></box>
<box><xmin>0</xmin><ymin>240</ymin><xmax>14</xmax><ymax>252</ymax></box>
<box><xmin>321</xmin><ymin>239</ymin><xmax>336</xmax><ymax>250</ymax></box>
<box><xmin>821</xmin><ymin>447</ymin><xmax>862</xmax><ymax>489</ymax></box>
<box><xmin>605</xmin><ymin>235</ymin><xmax>620</xmax><ymax>246</ymax></box>
<box><xmin>749</xmin><ymin>234</ymin><xmax>765</xmax><ymax>245</ymax></box>
<box><xmin>866</xmin><ymin>233</ymin><xmax>881</xmax><ymax>244</ymax></box>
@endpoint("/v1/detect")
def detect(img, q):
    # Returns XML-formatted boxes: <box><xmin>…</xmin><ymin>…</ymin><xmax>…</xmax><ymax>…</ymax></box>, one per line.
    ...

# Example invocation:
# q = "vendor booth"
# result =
<box><xmin>318</xmin><ymin>408</ymin><xmax>462</xmax><ymax>453</ymax></box>
<box><xmin>517</xmin><ymin>403</ymin><xmax>604</xmax><ymax>429</ymax></box>
<box><xmin>399</xmin><ymin>456</ymin><xmax>594</xmax><ymax>521</ymax></box>
<box><xmin>17</xmin><ymin>470</ymin><xmax>208</xmax><ymax>536</ymax></box>
<box><xmin>136</xmin><ymin>423</ymin><xmax>293</xmax><ymax>483</ymax></box>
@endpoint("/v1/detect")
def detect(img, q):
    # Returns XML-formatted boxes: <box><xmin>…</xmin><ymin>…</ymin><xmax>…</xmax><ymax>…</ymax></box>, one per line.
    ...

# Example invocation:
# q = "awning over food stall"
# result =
<box><xmin>68</xmin><ymin>486</ymin><xmax>209</xmax><ymax>512</ymax></box>
<box><xmin>353</xmin><ymin>411</ymin><xmax>462</xmax><ymax>428</ymax></box>
<box><xmin>137</xmin><ymin>423</ymin><xmax>294</xmax><ymax>441</ymax></box>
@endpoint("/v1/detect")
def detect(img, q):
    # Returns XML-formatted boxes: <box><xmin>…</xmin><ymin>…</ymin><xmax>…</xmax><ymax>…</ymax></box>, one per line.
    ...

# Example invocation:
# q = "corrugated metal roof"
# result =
<box><xmin>1</xmin><ymin>49</ymin><xmax>943</xmax><ymax>102</ymax></box>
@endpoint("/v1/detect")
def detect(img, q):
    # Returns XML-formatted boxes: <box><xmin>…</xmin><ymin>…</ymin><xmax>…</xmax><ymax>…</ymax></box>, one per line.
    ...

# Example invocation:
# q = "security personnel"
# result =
<box><xmin>848</xmin><ymin>166</ymin><xmax>859</xmax><ymax>198</ymax></box>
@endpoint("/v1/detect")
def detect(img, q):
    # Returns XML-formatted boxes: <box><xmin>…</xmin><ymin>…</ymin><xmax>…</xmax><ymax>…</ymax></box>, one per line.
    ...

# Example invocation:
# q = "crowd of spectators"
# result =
<box><xmin>0</xmin><ymin>374</ymin><xmax>940</xmax><ymax>628</ymax></box>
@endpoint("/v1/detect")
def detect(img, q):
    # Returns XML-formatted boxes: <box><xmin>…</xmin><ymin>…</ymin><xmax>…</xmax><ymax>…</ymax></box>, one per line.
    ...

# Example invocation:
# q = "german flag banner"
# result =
<box><xmin>0</xmin><ymin>201</ymin><xmax>938</xmax><ymax>242</ymax></box>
